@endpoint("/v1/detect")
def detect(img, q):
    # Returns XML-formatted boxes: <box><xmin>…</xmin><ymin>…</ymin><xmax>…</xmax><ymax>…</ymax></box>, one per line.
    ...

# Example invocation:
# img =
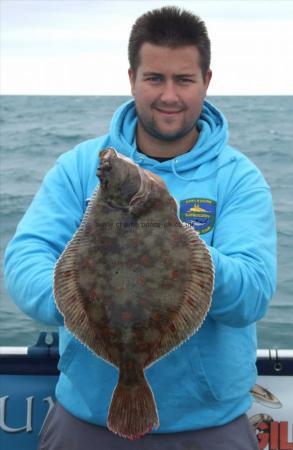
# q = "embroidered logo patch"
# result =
<box><xmin>180</xmin><ymin>198</ymin><xmax>216</xmax><ymax>234</ymax></box>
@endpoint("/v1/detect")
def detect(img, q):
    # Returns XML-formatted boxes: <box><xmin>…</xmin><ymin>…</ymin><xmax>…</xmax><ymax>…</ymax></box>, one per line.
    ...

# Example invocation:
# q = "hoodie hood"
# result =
<box><xmin>109</xmin><ymin>99</ymin><xmax>229</xmax><ymax>180</ymax></box>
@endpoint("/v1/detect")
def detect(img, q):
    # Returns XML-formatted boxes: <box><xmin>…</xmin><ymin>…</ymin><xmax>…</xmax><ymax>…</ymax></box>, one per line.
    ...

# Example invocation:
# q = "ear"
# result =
<box><xmin>128</xmin><ymin>68</ymin><xmax>136</xmax><ymax>96</ymax></box>
<box><xmin>204</xmin><ymin>69</ymin><xmax>212</xmax><ymax>90</ymax></box>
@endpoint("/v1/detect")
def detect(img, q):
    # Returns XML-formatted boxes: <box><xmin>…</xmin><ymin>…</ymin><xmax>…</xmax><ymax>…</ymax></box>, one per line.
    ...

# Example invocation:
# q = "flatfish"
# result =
<box><xmin>54</xmin><ymin>147</ymin><xmax>214</xmax><ymax>439</ymax></box>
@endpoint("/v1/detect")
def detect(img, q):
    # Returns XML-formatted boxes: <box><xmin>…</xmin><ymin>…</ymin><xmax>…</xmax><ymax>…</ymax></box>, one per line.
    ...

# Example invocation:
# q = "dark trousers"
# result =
<box><xmin>38</xmin><ymin>401</ymin><xmax>259</xmax><ymax>450</ymax></box>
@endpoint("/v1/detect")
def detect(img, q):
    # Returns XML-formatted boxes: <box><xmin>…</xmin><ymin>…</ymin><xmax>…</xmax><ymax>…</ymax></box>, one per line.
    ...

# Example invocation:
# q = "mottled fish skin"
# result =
<box><xmin>54</xmin><ymin>147</ymin><xmax>214</xmax><ymax>439</ymax></box>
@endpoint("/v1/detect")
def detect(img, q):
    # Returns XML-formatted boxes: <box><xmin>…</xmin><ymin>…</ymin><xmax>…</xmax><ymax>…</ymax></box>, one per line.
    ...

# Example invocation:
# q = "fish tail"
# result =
<box><xmin>107</xmin><ymin>369</ymin><xmax>159</xmax><ymax>440</ymax></box>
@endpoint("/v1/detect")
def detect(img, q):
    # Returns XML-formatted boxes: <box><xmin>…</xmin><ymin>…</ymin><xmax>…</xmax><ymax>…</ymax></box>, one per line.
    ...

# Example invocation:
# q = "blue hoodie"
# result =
<box><xmin>4</xmin><ymin>99</ymin><xmax>276</xmax><ymax>432</ymax></box>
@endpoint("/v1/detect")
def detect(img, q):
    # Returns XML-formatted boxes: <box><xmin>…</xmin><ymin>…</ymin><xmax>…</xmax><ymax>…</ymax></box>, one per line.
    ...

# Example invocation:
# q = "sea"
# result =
<box><xmin>0</xmin><ymin>95</ymin><xmax>292</xmax><ymax>349</ymax></box>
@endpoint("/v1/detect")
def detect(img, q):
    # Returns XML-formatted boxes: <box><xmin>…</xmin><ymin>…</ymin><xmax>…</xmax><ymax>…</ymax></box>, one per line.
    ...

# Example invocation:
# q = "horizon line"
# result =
<box><xmin>1</xmin><ymin>93</ymin><xmax>292</xmax><ymax>97</ymax></box>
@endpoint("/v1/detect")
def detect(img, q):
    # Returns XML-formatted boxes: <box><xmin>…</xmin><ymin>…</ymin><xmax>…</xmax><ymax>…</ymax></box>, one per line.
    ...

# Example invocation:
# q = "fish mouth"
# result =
<box><xmin>100</xmin><ymin>147</ymin><xmax>117</xmax><ymax>161</ymax></box>
<box><xmin>97</xmin><ymin>147</ymin><xmax>143</xmax><ymax>210</ymax></box>
<box><xmin>97</xmin><ymin>148</ymin><xmax>117</xmax><ymax>187</ymax></box>
<box><xmin>97</xmin><ymin>148</ymin><xmax>139</xmax><ymax>186</ymax></box>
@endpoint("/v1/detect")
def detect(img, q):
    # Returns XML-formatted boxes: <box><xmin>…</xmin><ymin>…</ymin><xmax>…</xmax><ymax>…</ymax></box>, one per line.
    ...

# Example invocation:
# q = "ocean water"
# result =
<box><xmin>0</xmin><ymin>95</ymin><xmax>292</xmax><ymax>348</ymax></box>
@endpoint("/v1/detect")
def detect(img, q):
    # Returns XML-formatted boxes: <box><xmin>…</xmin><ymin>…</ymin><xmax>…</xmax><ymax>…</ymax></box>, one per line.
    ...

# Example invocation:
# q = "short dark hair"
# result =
<box><xmin>128</xmin><ymin>6</ymin><xmax>211</xmax><ymax>78</ymax></box>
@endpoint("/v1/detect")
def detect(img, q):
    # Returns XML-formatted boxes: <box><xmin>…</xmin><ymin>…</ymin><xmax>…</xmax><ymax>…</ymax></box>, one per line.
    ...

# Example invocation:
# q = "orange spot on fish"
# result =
<box><xmin>140</xmin><ymin>255</ymin><xmax>150</xmax><ymax>265</ymax></box>
<box><xmin>133</xmin><ymin>328</ymin><xmax>142</xmax><ymax>338</ymax></box>
<box><xmin>170</xmin><ymin>270</ymin><xmax>179</xmax><ymax>279</ymax></box>
<box><xmin>115</xmin><ymin>286</ymin><xmax>126</xmax><ymax>293</ymax></box>
<box><xmin>82</xmin><ymin>256</ymin><xmax>95</xmax><ymax>269</ymax></box>
<box><xmin>89</xmin><ymin>289</ymin><xmax>97</xmax><ymax>301</ymax></box>
<box><xmin>101</xmin><ymin>327</ymin><xmax>113</xmax><ymax>338</ymax></box>
<box><xmin>121</xmin><ymin>311</ymin><xmax>132</xmax><ymax>321</ymax></box>
<box><xmin>161</xmin><ymin>280</ymin><xmax>172</xmax><ymax>289</ymax></box>
<box><xmin>131</xmin><ymin>237</ymin><xmax>141</xmax><ymax>246</ymax></box>
<box><xmin>138</xmin><ymin>276</ymin><xmax>146</xmax><ymax>285</ymax></box>
<box><xmin>152</xmin><ymin>312</ymin><xmax>161</xmax><ymax>321</ymax></box>
<box><xmin>171</xmin><ymin>232</ymin><xmax>180</xmax><ymax>242</ymax></box>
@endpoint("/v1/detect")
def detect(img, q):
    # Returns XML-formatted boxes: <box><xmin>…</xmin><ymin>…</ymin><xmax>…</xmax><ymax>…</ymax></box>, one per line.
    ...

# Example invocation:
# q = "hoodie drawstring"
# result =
<box><xmin>171</xmin><ymin>156</ymin><xmax>237</xmax><ymax>182</ymax></box>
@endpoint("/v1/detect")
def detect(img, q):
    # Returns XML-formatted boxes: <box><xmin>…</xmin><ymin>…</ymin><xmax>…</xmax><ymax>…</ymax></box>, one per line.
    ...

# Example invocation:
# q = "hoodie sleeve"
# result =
<box><xmin>3</xmin><ymin>150</ymin><xmax>85</xmax><ymax>326</ymax></box>
<box><xmin>207</xmin><ymin>162</ymin><xmax>277</xmax><ymax>328</ymax></box>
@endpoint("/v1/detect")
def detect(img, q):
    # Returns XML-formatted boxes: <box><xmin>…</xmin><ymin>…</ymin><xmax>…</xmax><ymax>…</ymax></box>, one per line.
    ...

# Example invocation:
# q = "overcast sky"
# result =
<box><xmin>1</xmin><ymin>0</ymin><xmax>293</xmax><ymax>95</ymax></box>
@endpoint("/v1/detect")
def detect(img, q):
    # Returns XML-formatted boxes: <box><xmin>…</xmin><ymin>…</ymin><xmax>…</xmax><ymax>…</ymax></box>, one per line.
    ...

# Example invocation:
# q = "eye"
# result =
<box><xmin>178</xmin><ymin>78</ymin><xmax>194</xmax><ymax>84</ymax></box>
<box><xmin>145</xmin><ymin>75</ymin><xmax>163</xmax><ymax>83</ymax></box>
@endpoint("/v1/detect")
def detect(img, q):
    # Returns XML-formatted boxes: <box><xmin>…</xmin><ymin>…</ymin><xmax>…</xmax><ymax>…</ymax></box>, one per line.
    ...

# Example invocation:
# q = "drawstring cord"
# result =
<box><xmin>171</xmin><ymin>156</ymin><xmax>237</xmax><ymax>182</ymax></box>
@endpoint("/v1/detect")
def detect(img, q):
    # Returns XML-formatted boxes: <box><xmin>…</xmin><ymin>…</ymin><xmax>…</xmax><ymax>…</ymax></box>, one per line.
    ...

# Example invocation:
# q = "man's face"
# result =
<box><xmin>129</xmin><ymin>43</ymin><xmax>212</xmax><ymax>143</ymax></box>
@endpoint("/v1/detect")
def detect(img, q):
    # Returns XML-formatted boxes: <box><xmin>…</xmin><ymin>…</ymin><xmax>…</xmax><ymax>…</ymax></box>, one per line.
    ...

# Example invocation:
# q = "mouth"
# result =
<box><xmin>154</xmin><ymin>107</ymin><xmax>183</xmax><ymax>116</ymax></box>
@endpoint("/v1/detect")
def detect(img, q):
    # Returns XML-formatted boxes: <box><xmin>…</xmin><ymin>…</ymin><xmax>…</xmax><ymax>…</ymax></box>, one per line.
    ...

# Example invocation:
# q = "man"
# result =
<box><xmin>4</xmin><ymin>6</ymin><xmax>276</xmax><ymax>450</ymax></box>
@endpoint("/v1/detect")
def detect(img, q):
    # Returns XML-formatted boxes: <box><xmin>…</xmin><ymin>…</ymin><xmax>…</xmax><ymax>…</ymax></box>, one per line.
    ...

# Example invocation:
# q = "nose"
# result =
<box><xmin>160</xmin><ymin>80</ymin><xmax>179</xmax><ymax>103</ymax></box>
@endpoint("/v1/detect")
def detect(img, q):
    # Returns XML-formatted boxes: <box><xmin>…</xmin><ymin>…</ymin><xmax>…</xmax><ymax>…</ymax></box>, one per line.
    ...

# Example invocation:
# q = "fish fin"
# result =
<box><xmin>145</xmin><ymin>224</ymin><xmax>214</xmax><ymax>366</ymax></box>
<box><xmin>107</xmin><ymin>367</ymin><xmax>159</xmax><ymax>440</ymax></box>
<box><xmin>53</xmin><ymin>201</ymin><xmax>114</xmax><ymax>365</ymax></box>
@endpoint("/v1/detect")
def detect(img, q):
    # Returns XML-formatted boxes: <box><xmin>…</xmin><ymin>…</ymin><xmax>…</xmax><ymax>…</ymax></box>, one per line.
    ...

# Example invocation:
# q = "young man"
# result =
<box><xmin>4</xmin><ymin>6</ymin><xmax>276</xmax><ymax>450</ymax></box>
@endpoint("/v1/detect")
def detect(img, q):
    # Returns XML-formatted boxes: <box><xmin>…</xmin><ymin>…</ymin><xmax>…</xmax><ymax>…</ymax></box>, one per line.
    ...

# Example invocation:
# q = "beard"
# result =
<box><xmin>136</xmin><ymin>106</ymin><xmax>196</xmax><ymax>143</ymax></box>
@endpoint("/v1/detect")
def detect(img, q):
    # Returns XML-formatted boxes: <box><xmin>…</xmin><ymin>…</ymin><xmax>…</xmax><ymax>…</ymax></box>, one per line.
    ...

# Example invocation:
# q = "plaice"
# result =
<box><xmin>54</xmin><ymin>147</ymin><xmax>214</xmax><ymax>440</ymax></box>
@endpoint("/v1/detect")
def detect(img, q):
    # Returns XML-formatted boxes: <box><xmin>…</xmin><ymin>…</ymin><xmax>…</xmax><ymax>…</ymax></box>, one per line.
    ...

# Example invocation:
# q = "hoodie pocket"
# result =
<box><xmin>187</xmin><ymin>343</ymin><xmax>256</xmax><ymax>402</ymax></box>
<box><xmin>185</xmin><ymin>343</ymin><xmax>222</xmax><ymax>402</ymax></box>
